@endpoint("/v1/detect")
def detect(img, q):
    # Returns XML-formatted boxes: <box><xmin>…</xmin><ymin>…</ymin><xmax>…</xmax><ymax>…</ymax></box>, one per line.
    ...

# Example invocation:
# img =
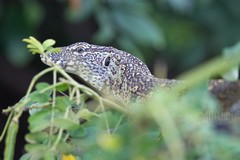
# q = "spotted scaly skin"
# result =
<box><xmin>40</xmin><ymin>42</ymin><xmax>240</xmax><ymax>108</ymax></box>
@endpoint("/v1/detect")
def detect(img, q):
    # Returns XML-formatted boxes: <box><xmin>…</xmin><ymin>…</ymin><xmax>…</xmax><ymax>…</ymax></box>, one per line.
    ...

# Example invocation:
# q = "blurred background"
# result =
<box><xmin>1</xmin><ymin>0</ymin><xmax>240</xmax><ymax>158</ymax></box>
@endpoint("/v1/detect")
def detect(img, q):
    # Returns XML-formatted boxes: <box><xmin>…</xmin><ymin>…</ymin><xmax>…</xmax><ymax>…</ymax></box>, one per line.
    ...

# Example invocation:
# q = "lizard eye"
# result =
<box><xmin>104</xmin><ymin>56</ymin><xmax>111</xmax><ymax>67</ymax></box>
<box><xmin>76</xmin><ymin>48</ymin><xmax>84</xmax><ymax>53</ymax></box>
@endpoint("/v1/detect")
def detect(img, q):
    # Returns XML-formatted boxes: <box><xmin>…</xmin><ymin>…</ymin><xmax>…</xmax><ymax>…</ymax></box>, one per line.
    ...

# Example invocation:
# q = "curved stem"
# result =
<box><xmin>24</xmin><ymin>67</ymin><xmax>54</xmax><ymax>102</ymax></box>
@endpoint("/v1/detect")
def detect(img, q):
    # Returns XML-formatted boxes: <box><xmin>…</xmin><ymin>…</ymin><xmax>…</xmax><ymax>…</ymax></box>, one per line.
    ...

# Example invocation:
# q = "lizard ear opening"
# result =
<box><xmin>104</xmin><ymin>56</ymin><xmax>111</xmax><ymax>66</ymax></box>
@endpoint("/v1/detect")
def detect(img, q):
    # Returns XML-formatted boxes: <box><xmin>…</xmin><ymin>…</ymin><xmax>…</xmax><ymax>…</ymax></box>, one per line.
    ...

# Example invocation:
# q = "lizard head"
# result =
<box><xmin>41</xmin><ymin>42</ymin><xmax>118</xmax><ymax>90</ymax></box>
<box><xmin>41</xmin><ymin>42</ymin><xmax>156</xmax><ymax>103</ymax></box>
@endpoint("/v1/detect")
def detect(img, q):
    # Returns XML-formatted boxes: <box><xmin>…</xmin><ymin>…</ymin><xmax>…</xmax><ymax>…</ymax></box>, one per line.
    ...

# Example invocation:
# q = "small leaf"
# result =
<box><xmin>35</xmin><ymin>82</ymin><xmax>52</xmax><ymax>96</ymax></box>
<box><xmin>29</xmin><ymin>48</ymin><xmax>41</xmax><ymax>54</ymax></box>
<box><xmin>55</xmin><ymin>96</ymin><xmax>71</xmax><ymax>112</ymax></box>
<box><xmin>53</xmin><ymin>118</ymin><xmax>81</xmax><ymax>130</ymax></box>
<box><xmin>29</xmin><ymin>108</ymin><xmax>43</xmax><ymax>115</ymax></box>
<box><xmin>29</xmin><ymin>119</ymin><xmax>50</xmax><ymax>132</ymax></box>
<box><xmin>30</xmin><ymin>92</ymin><xmax>50</xmax><ymax>103</ymax></box>
<box><xmin>56</xmin><ymin>83</ymin><xmax>70</xmax><ymax>92</ymax></box>
<box><xmin>47</xmin><ymin>47</ymin><xmax>61</xmax><ymax>53</ymax></box>
<box><xmin>53</xmin><ymin>118</ymin><xmax>87</xmax><ymax>137</ymax></box>
<box><xmin>22</xmin><ymin>38</ymin><xmax>32</xmax><ymax>43</ymax></box>
<box><xmin>36</xmin><ymin>82</ymin><xmax>50</xmax><ymax>90</ymax></box>
<box><xmin>28</xmin><ymin>107</ymin><xmax>51</xmax><ymax>122</ymax></box>
<box><xmin>28</xmin><ymin>108</ymin><xmax>53</xmax><ymax>132</ymax></box>
<box><xmin>25</xmin><ymin>132</ymin><xmax>49</xmax><ymax>144</ymax></box>
<box><xmin>29</xmin><ymin>36</ymin><xmax>44</xmax><ymax>53</ymax></box>
<box><xmin>25</xmin><ymin>144</ymin><xmax>48</xmax><ymax>153</ymax></box>
<box><xmin>27</xmin><ymin>44</ymin><xmax>36</xmax><ymax>49</ymax></box>
<box><xmin>23</xmin><ymin>36</ymin><xmax>44</xmax><ymax>54</ymax></box>
<box><xmin>42</xmin><ymin>39</ymin><xmax>56</xmax><ymax>50</ymax></box>
<box><xmin>78</xmin><ymin>108</ymin><xmax>99</xmax><ymax>120</ymax></box>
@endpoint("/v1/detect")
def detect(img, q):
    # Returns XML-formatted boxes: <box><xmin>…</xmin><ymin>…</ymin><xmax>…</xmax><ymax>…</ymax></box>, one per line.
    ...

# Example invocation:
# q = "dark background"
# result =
<box><xmin>1</xmin><ymin>0</ymin><xmax>240</xmax><ymax>158</ymax></box>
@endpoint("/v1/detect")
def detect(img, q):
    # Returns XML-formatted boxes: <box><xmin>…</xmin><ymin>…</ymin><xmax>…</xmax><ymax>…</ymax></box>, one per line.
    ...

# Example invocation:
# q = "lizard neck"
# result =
<box><xmin>105</xmin><ymin>73</ymin><xmax>159</xmax><ymax>103</ymax></box>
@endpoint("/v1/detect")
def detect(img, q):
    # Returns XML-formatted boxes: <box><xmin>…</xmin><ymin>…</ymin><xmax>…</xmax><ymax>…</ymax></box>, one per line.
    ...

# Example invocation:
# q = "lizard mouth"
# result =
<box><xmin>40</xmin><ymin>47</ymin><xmax>65</xmax><ymax>67</ymax></box>
<box><xmin>40</xmin><ymin>54</ymin><xmax>53</xmax><ymax>66</ymax></box>
<box><xmin>40</xmin><ymin>54</ymin><xmax>66</xmax><ymax>69</ymax></box>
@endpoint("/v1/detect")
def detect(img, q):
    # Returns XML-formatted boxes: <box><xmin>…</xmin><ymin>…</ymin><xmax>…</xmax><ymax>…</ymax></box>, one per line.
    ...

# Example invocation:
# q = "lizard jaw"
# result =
<box><xmin>40</xmin><ymin>54</ymin><xmax>53</xmax><ymax>67</ymax></box>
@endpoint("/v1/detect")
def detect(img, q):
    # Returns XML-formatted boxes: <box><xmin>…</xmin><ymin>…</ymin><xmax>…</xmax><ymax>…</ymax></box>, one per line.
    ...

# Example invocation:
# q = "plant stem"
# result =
<box><xmin>24</xmin><ymin>67</ymin><xmax>54</xmax><ymax>102</ymax></box>
<box><xmin>0</xmin><ymin>111</ymin><xmax>13</xmax><ymax>142</ymax></box>
<box><xmin>49</xmin><ymin>66</ymin><xmax>57</xmax><ymax>146</ymax></box>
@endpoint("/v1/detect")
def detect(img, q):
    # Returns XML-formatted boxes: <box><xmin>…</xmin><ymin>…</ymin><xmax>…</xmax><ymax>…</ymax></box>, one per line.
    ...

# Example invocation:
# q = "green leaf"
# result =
<box><xmin>27</xmin><ymin>44</ymin><xmax>36</xmax><ymax>49</ymax></box>
<box><xmin>36</xmin><ymin>82</ymin><xmax>50</xmax><ymax>90</ymax></box>
<box><xmin>78</xmin><ymin>108</ymin><xmax>99</xmax><ymax>120</ymax></box>
<box><xmin>29</xmin><ymin>119</ymin><xmax>50</xmax><ymax>133</ymax></box>
<box><xmin>56</xmin><ymin>83</ymin><xmax>69</xmax><ymax>92</ymax></box>
<box><xmin>23</xmin><ymin>36</ymin><xmax>44</xmax><ymax>54</ymax></box>
<box><xmin>29</xmin><ymin>48</ymin><xmax>41</xmax><ymax>54</ymax></box>
<box><xmin>53</xmin><ymin>118</ymin><xmax>81</xmax><ymax>130</ymax></box>
<box><xmin>25</xmin><ymin>132</ymin><xmax>49</xmax><ymax>144</ymax></box>
<box><xmin>29</xmin><ymin>108</ymin><xmax>44</xmax><ymax>116</ymax></box>
<box><xmin>53</xmin><ymin>118</ymin><xmax>87</xmax><ymax>137</ymax></box>
<box><xmin>24</xmin><ymin>90</ymin><xmax>52</xmax><ymax>110</ymax></box>
<box><xmin>25</xmin><ymin>144</ymin><xmax>48</xmax><ymax>153</ymax></box>
<box><xmin>30</xmin><ymin>92</ymin><xmax>50</xmax><ymax>103</ymax></box>
<box><xmin>22</xmin><ymin>38</ymin><xmax>32</xmax><ymax>44</ymax></box>
<box><xmin>35</xmin><ymin>82</ymin><xmax>52</xmax><ymax>96</ymax></box>
<box><xmin>29</xmin><ymin>36</ymin><xmax>44</xmax><ymax>53</ymax></box>
<box><xmin>42</xmin><ymin>39</ymin><xmax>56</xmax><ymax>50</ymax></box>
<box><xmin>55</xmin><ymin>96</ymin><xmax>71</xmax><ymax>112</ymax></box>
<box><xmin>28</xmin><ymin>108</ymin><xmax>53</xmax><ymax>132</ymax></box>
<box><xmin>47</xmin><ymin>47</ymin><xmax>61</xmax><ymax>53</ymax></box>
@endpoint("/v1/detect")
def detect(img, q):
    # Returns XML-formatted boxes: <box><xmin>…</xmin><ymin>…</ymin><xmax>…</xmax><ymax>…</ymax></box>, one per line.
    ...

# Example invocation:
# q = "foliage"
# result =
<box><xmin>2</xmin><ymin>0</ymin><xmax>240</xmax><ymax>73</ymax></box>
<box><xmin>1</xmin><ymin>37</ymin><xmax>240</xmax><ymax>160</ymax></box>
<box><xmin>23</xmin><ymin>36</ymin><xmax>60</xmax><ymax>54</ymax></box>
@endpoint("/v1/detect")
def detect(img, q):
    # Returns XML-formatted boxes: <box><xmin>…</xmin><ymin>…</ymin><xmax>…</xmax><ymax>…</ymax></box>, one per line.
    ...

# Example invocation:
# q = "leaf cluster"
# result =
<box><xmin>23</xmin><ymin>36</ymin><xmax>61</xmax><ymax>55</ymax></box>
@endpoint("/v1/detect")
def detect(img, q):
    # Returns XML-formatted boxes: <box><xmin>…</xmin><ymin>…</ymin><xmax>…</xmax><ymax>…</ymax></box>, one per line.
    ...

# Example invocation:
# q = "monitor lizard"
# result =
<box><xmin>40</xmin><ymin>42</ymin><xmax>240</xmax><ymax>110</ymax></box>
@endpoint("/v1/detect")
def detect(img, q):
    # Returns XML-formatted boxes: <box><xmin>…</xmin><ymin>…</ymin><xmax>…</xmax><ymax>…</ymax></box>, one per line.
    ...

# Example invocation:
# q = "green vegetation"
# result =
<box><xmin>0</xmin><ymin>37</ymin><xmax>240</xmax><ymax>160</ymax></box>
